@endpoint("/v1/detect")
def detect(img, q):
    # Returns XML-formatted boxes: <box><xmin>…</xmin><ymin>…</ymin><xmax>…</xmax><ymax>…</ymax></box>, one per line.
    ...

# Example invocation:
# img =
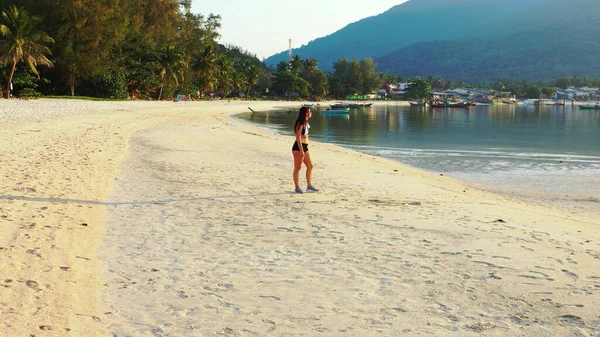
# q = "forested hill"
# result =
<box><xmin>375</xmin><ymin>0</ymin><xmax>600</xmax><ymax>82</ymax></box>
<box><xmin>264</xmin><ymin>0</ymin><xmax>546</xmax><ymax>69</ymax></box>
<box><xmin>375</xmin><ymin>27</ymin><xmax>600</xmax><ymax>82</ymax></box>
<box><xmin>265</xmin><ymin>0</ymin><xmax>600</xmax><ymax>82</ymax></box>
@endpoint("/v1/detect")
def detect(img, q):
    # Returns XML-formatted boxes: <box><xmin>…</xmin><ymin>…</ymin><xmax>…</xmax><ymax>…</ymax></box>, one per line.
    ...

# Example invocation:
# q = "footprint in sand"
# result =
<box><xmin>558</xmin><ymin>315</ymin><xmax>586</xmax><ymax>327</ymax></box>
<box><xmin>25</xmin><ymin>280</ymin><xmax>41</xmax><ymax>291</ymax></box>
<box><xmin>262</xmin><ymin>319</ymin><xmax>276</xmax><ymax>331</ymax></box>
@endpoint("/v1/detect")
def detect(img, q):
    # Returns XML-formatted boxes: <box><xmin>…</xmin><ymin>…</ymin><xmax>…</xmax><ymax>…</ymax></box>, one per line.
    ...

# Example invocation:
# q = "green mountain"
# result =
<box><xmin>264</xmin><ymin>0</ymin><xmax>600</xmax><ymax>82</ymax></box>
<box><xmin>265</xmin><ymin>0</ymin><xmax>545</xmax><ymax>69</ymax></box>
<box><xmin>375</xmin><ymin>27</ymin><xmax>600</xmax><ymax>82</ymax></box>
<box><xmin>376</xmin><ymin>0</ymin><xmax>600</xmax><ymax>81</ymax></box>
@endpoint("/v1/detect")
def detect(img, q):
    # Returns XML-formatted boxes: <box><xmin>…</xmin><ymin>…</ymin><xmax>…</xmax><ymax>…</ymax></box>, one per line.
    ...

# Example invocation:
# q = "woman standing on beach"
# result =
<box><xmin>292</xmin><ymin>107</ymin><xmax>319</xmax><ymax>194</ymax></box>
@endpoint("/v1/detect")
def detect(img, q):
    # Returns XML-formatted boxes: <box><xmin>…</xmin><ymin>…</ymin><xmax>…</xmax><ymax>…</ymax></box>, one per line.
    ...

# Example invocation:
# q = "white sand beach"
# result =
<box><xmin>1</xmin><ymin>99</ymin><xmax>599</xmax><ymax>336</ymax></box>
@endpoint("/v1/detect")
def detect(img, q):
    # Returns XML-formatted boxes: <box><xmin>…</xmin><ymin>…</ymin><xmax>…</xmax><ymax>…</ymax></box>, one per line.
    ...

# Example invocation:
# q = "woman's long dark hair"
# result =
<box><xmin>294</xmin><ymin>106</ymin><xmax>309</xmax><ymax>132</ymax></box>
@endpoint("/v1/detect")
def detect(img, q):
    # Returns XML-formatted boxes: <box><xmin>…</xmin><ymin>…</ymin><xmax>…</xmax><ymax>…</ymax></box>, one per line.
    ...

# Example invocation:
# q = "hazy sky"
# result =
<box><xmin>191</xmin><ymin>1</ymin><xmax>407</xmax><ymax>60</ymax></box>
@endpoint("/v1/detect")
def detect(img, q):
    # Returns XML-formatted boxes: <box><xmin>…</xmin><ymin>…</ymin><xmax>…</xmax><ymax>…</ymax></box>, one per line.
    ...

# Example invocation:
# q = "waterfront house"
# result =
<box><xmin>431</xmin><ymin>91</ymin><xmax>459</xmax><ymax>101</ymax></box>
<box><xmin>446</xmin><ymin>88</ymin><xmax>471</xmax><ymax>98</ymax></box>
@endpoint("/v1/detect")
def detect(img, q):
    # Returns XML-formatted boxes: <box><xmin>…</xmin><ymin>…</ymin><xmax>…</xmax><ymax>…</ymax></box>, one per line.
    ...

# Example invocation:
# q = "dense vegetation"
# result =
<box><xmin>0</xmin><ymin>1</ymin><xmax>384</xmax><ymax>100</ymax></box>
<box><xmin>0</xmin><ymin>0</ymin><xmax>267</xmax><ymax>99</ymax></box>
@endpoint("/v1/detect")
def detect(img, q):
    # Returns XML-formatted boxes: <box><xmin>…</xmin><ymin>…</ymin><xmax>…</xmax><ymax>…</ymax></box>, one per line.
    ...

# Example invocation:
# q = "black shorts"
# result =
<box><xmin>292</xmin><ymin>142</ymin><xmax>309</xmax><ymax>152</ymax></box>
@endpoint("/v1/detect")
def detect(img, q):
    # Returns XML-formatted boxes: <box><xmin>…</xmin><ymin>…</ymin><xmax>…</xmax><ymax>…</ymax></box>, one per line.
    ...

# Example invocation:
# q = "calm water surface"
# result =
<box><xmin>237</xmin><ymin>103</ymin><xmax>600</xmax><ymax>210</ymax></box>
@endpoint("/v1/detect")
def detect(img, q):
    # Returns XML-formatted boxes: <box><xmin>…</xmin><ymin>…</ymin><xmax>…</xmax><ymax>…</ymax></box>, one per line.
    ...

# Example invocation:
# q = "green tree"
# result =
<box><xmin>289</xmin><ymin>54</ymin><xmax>302</xmax><ymax>75</ymax></box>
<box><xmin>275</xmin><ymin>61</ymin><xmax>288</xmax><ymax>72</ymax></box>
<box><xmin>541</xmin><ymin>87</ymin><xmax>554</xmax><ymax>99</ymax></box>
<box><xmin>157</xmin><ymin>44</ymin><xmax>187</xmax><ymax>100</ymax></box>
<box><xmin>0</xmin><ymin>6</ymin><xmax>54</xmax><ymax>98</ymax></box>
<box><xmin>405</xmin><ymin>78</ymin><xmax>431</xmax><ymax>100</ymax></box>
<box><xmin>215</xmin><ymin>55</ymin><xmax>235</xmax><ymax>97</ymax></box>
<box><xmin>48</xmin><ymin>0</ymin><xmax>127</xmax><ymax>96</ymax></box>
<box><xmin>244</xmin><ymin>63</ymin><xmax>261</xmax><ymax>98</ymax></box>
<box><xmin>272</xmin><ymin>70</ymin><xmax>308</xmax><ymax>97</ymax></box>
<box><xmin>190</xmin><ymin>44</ymin><xmax>219</xmax><ymax>96</ymax></box>
<box><xmin>524</xmin><ymin>85</ymin><xmax>541</xmax><ymax>99</ymax></box>
<box><xmin>304</xmin><ymin>70</ymin><xmax>328</xmax><ymax>98</ymax></box>
<box><xmin>330</xmin><ymin>57</ymin><xmax>381</xmax><ymax>97</ymax></box>
<box><xmin>359</xmin><ymin>58</ymin><xmax>382</xmax><ymax>95</ymax></box>
<box><xmin>302</xmin><ymin>58</ymin><xmax>318</xmax><ymax>74</ymax></box>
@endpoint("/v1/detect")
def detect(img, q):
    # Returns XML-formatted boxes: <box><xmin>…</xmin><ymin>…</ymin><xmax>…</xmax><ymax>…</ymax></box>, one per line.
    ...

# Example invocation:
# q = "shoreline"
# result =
<box><xmin>235</xmin><ymin>105</ymin><xmax>600</xmax><ymax>219</ymax></box>
<box><xmin>1</xmin><ymin>99</ymin><xmax>599</xmax><ymax>336</ymax></box>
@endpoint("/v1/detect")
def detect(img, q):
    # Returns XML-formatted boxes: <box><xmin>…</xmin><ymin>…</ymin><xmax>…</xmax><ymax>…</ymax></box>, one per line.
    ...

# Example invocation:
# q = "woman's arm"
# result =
<box><xmin>295</xmin><ymin>124</ymin><xmax>304</xmax><ymax>154</ymax></box>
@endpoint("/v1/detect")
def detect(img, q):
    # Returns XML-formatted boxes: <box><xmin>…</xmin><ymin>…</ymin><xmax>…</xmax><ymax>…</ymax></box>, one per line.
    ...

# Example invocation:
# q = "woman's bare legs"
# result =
<box><xmin>292</xmin><ymin>151</ymin><xmax>304</xmax><ymax>189</ymax></box>
<box><xmin>303</xmin><ymin>151</ymin><xmax>314</xmax><ymax>187</ymax></box>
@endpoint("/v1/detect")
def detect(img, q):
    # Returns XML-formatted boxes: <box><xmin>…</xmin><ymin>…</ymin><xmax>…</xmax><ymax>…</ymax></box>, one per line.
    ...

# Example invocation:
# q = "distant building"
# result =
<box><xmin>447</xmin><ymin>88</ymin><xmax>470</xmax><ymax>98</ymax></box>
<box><xmin>388</xmin><ymin>88</ymin><xmax>406</xmax><ymax>98</ymax></box>
<box><xmin>552</xmin><ymin>88</ymin><xmax>594</xmax><ymax>101</ymax></box>
<box><xmin>397</xmin><ymin>82</ymin><xmax>412</xmax><ymax>90</ymax></box>
<box><xmin>431</xmin><ymin>91</ymin><xmax>458</xmax><ymax>100</ymax></box>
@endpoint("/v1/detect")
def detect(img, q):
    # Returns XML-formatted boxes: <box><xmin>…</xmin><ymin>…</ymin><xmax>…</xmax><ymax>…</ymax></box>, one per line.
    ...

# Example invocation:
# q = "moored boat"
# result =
<box><xmin>322</xmin><ymin>108</ymin><xmax>350</xmax><ymax>114</ymax></box>
<box><xmin>409</xmin><ymin>101</ymin><xmax>426</xmax><ymax>106</ymax></box>
<box><xmin>330</xmin><ymin>103</ymin><xmax>349</xmax><ymax>109</ymax></box>
<box><xmin>428</xmin><ymin>100</ymin><xmax>474</xmax><ymax>108</ymax></box>
<box><xmin>522</xmin><ymin>99</ymin><xmax>541</xmax><ymax>106</ymax></box>
<box><xmin>579</xmin><ymin>104</ymin><xmax>600</xmax><ymax>110</ymax></box>
<box><xmin>347</xmin><ymin>102</ymin><xmax>373</xmax><ymax>108</ymax></box>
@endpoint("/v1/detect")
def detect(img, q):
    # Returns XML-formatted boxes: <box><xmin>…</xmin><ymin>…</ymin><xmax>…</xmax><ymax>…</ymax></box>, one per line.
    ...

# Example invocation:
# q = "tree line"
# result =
<box><xmin>0</xmin><ymin>1</ymin><xmax>265</xmax><ymax>100</ymax></box>
<box><xmin>0</xmin><ymin>1</ymin><xmax>598</xmax><ymax>101</ymax></box>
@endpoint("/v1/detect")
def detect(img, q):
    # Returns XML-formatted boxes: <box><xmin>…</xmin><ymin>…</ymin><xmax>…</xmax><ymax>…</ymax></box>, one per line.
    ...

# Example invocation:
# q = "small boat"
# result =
<box><xmin>579</xmin><ymin>105</ymin><xmax>600</xmax><ymax>110</ymax></box>
<box><xmin>409</xmin><ymin>101</ymin><xmax>426</xmax><ymax>106</ymax></box>
<box><xmin>348</xmin><ymin>102</ymin><xmax>373</xmax><ymax>108</ymax></box>
<box><xmin>522</xmin><ymin>99</ymin><xmax>541</xmax><ymax>106</ymax></box>
<box><xmin>428</xmin><ymin>101</ymin><xmax>473</xmax><ymax>108</ymax></box>
<box><xmin>330</xmin><ymin>102</ymin><xmax>349</xmax><ymax>109</ymax></box>
<box><xmin>302</xmin><ymin>103</ymin><xmax>313</xmax><ymax>107</ymax></box>
<box><xmin>452</xmin><ymin>101</ymin><xmax>476</xmax><ymax>107</ymax></box>
<box><xmin>322</xmin><ymin>108</ymin><xmax>350</xmax><ymax>114</ymax></box>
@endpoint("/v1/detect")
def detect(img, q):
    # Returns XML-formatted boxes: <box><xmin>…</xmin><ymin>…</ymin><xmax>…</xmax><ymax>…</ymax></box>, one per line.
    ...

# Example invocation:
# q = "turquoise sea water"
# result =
<box><xmin>237</xmin><ymin>103</ymin><xmax>600</xmax><ymax>211</ymax></box>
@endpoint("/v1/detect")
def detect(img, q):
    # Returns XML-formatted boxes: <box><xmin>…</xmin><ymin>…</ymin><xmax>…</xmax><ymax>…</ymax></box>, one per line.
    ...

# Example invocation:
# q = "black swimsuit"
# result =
<box><xmin>292</xmin><ymin>123</ymin><xmax>309</xmax><ymax>152</ymax></box>
<box><xmin>292</xmin><ymin>142</ymin><xmax>308</xmax><ymax>152</ymax></box>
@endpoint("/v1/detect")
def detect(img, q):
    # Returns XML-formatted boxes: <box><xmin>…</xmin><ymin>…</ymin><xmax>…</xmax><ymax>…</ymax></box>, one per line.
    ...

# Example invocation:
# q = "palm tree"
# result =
<box><xmin>290</xmin><ymin>54</ymin><xmax>302</xmax><ymax>74</ymax></box>
<box><xmin>245</xmin><ymin>64</ymin><xmax>260</xmax><ymax>98</ymax></box>
<box><xmin>303</xmin><ymin>58</ymin><xmax>318</xmax><ymax>74</ymax></box>
<box><xmin>216</xmin><ymin>56</ymin><xmax>235</xmax><ymax>98</ymax></box>
<box><xmin>156</xmin><ymin>44</ymin><xmax>187</xmax><ymax>100</ymax></box>
<box><xmin>0</xmin><ymin>6</ymin><xmax>54</xmax><ymax>99</ymax></box>
<box><xmin>190</xmin><ymin>44</ymin><xmax>219</xmax><ymax>96</ymax></box>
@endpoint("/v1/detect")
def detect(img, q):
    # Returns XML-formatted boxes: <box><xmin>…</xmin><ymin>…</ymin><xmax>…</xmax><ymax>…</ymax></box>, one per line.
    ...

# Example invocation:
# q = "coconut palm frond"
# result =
<box><xmin>0</xmin><ymin>5</ymin><xmax>54</xmax><ymax>97</ymax></box>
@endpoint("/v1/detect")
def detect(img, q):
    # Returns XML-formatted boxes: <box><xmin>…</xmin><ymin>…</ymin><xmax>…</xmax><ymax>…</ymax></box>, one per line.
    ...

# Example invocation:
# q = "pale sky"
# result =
<box><xmin>191</xmin><ymin>0</ymin><xmax>407</xmax><ymax>60</ymax></box>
